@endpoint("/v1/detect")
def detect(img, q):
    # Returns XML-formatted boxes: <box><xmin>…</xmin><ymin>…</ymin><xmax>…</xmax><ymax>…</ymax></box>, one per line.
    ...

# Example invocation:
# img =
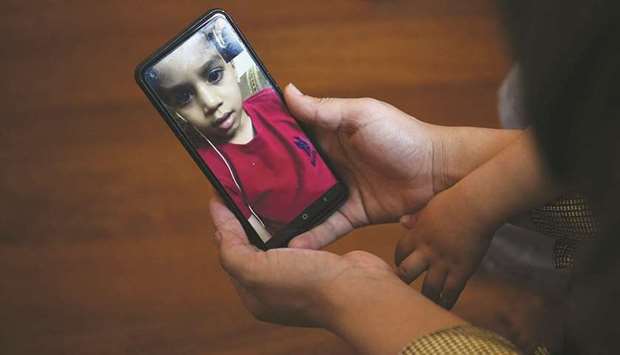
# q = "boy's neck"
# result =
<box><xmin>227</xmin><ymin>109</ymin><xmax>254</xmax><ymax>145</ymax></box>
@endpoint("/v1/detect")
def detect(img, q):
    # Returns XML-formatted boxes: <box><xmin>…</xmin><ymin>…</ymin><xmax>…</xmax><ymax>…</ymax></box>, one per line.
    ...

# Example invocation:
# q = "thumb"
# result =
<box><xmin>288</xmin><ymin>210</ymin><xmax>354</xmax><ymax>249</ymax></box>
<box><xmin>209</xmin><ymin>198</ymin><xmax>251</xmax><ymax>248</ymax></box>
<box><xmin>284</xmin><ymin>83</ymin><xmax>354</xmax><ymax>131</ymax></box>
<box><xmin>209</xmin><ymin>198</ymin><xmax>258</xmax><ymax>277</ymax></box>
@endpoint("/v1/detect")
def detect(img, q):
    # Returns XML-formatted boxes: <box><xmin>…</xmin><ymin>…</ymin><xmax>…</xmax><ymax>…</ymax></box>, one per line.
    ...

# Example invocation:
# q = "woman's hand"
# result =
<box><xmin>284</xmin><ymin>84</ymin><xmax>437</xmax><ymax>249</ymax></box>
<box><xmin>211</xmin><ymin>197</ymin><xmax>399</xmax><ymax>327</ymax></box>
<box><xmin>211</xmin><ymin>198</ymin><xmax>465</xmax><ymax>355</ymax></box>
<box><xmin>283</xmin><ymin>84</ymin><xmax>520</xmax><ymax>250</ymax></box>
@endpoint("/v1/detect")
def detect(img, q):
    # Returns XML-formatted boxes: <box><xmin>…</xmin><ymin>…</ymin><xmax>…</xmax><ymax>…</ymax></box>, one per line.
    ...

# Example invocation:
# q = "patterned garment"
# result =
<box><xmin>399</xmin><ymin>325</ymin><xmax>521</xmax><ymax>354</ymax></box>
<box><xmin>530</xmin><ymin>194</ymin><xmax>598</xmax><ymax>268</ymax></box>
<box><xmin>399</xmin><ymin>325</ymin><xmax>550</xmax><ymax>355</ymax></box>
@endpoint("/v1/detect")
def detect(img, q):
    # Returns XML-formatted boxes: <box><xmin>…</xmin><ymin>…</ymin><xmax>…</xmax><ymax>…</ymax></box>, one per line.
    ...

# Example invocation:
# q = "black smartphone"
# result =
<box><xmin>135</xmin><ymin>9</ymin><xmax>347</xmax><ymax>250</ymax></box>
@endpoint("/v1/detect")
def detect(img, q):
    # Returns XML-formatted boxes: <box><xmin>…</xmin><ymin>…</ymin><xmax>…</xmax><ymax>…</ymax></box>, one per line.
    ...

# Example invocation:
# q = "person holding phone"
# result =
<box><xmin>211</xmin><ymin>0</ymin><xmax>620</xmax><ymax>352</ymax></box>
<box><xmin>147</xmin><ymin>23</ymin><xmax>337</xmax><ymax>241</ymax></box>
<box><xmin>212</xmin><ymin>85</ymin><xmax>526</xmax><ymax>354</ymax></box>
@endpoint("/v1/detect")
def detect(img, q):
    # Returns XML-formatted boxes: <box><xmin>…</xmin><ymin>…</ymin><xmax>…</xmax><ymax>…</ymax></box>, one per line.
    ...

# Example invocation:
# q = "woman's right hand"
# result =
<box><xmin>284</xmin><ymin>84</ymin><xmax>439</xmax><ymax>249</ymax></box>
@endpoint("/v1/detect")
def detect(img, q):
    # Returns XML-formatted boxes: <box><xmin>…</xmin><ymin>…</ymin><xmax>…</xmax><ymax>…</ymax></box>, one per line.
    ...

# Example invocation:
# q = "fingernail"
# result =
<box><xmin>440</xmin><ymin>296</ymin><xmax>454</xmax><ymax>309</ymax></box>
<box><xmin>288</xmin><ymin>239</ymin><xmax>304</xmax><ymax>248</ymax></box>
<box><xmin>288</xmin><ymin>83</ymin><xmax>303</xmax><ymax>96</ymax></box>
<box><xmin>400</xmin><ymin>215</ymin><xmax>417</xmax><ymax>228</ymax></box>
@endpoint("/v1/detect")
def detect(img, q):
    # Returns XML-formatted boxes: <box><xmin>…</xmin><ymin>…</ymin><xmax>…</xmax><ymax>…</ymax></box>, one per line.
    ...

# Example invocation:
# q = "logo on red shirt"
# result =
<box><xmin>293</xmin><ymin>136</ymin><xmax>317</xmax><ymax>166</ymax></box>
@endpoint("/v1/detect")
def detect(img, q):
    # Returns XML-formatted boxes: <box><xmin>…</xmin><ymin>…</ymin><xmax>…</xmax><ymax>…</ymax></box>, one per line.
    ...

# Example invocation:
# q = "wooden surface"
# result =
<box><xmin>0</xmin><ymin>1</ymin><xmax>547</xmax><ymax>354</ymax></box>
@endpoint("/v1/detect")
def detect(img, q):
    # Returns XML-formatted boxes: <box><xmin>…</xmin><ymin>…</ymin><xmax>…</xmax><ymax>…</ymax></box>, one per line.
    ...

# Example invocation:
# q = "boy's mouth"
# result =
<box><xmin>213</xmin><ymin>111</ymin><xmax>234</xmax><ymax>131</ymax></box>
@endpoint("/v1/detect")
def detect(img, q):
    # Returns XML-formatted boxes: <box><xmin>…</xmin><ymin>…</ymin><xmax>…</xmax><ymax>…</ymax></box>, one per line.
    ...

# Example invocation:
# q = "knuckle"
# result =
<box><xmin>359</xmin><ymin>97</ymin><xmax>380</xmax><ymax>108</ymax></box>
<box><xmin>313</xmin><ymin>97</ymin><xmax>335</xmax><ymax>121</ymax></box>
<box><xmin>317</xmin><ymin>97</ymin><xmax>334</xmax><ymax>106</ymax></box>
<box><xmin>343</xmin><ymin>250</ymin><xmax>371</xmax><ymax>265</ymax></box>
<box><xmin>345</xmin><ymin>250</ymin><xmax>369</xmax><ymax>259</ymax></box>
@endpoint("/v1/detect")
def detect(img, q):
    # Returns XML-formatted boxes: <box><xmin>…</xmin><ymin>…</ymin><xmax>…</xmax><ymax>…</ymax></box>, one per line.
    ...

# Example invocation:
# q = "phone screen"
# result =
<box><xmin>138</xmin><ymin>12</ymin><xmax>344</xmax><ymax>247</ymax></box>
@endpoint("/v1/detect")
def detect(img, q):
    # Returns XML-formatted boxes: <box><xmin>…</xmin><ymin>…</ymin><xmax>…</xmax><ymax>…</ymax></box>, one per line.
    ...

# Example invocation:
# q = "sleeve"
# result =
<box><xmin>399</xmin><ymin>325</ymin><xmax>524</xmax><ymax>355</ymax></box>
<box><xmin>529</xmin><ymin>194</ymin><xmax>597</xmax><ymax>269</ymax></box>
<box><xmin>509</xmin><ymin>193</ymin><xmax>598</xmax><ymax>269</ymax></box>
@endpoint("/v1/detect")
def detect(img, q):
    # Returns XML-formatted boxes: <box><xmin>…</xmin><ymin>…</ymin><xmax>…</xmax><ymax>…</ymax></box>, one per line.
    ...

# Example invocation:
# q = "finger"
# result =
<box><xmin>422</xmin><ymin>266</ymin><xmax>448</xmax><ymax>304</ymax></box>
<box><xmin>209</xmin><ymin>199</ymin><xmax>258</xmax><ymax>278</ymax></box>
<box><xmin>396</xmin><ymin>251</ymin><xmax>429</xmax><ymax>284</ymax></box>
<box><xmin>394</xmin><ymin>231</ymin><xmax>417</xmax><ymax>266</ymax></box>
<box><xmin>288</xmin><ymin>211</ymin><xmax>354</xmax><ymax>249</ymax></box>
<box><xmin>284</xmin><ymin>83</ymin><xmax>368</xmax><ymax>131</ymax></box>
<box><xmin>399</xmin><ymin>214</ymin><xmax>419</xmax><ymax>229</ymax></box>
<box><xmin>439</xmin><ymin>275</ymin><xmax>467</xmax><ymax>310</ymax></box>
<box><xmin>209</xmin><ymin>198</ymin><xmax>247</xmax><ymax>239</ymax></box>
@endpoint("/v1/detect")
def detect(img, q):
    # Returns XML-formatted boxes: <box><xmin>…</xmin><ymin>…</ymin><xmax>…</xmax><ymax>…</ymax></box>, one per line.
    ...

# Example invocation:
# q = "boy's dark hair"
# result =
<box><xmin>499</xmin><ymin>0</ymin><xmax>620</xmax><ymax>353</ymax></box>
<box><xmin>145</xmin><ymin>22</ymin><xmax>242</xmax><ymax>93</ymax></box>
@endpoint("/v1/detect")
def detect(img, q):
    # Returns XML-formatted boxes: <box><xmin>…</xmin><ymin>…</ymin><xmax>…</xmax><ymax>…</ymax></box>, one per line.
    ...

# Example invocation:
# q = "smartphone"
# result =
<box><xmin>135</xmin><ymin>9</ymin><xmax>347</xmax><ymax>250</ymax></box>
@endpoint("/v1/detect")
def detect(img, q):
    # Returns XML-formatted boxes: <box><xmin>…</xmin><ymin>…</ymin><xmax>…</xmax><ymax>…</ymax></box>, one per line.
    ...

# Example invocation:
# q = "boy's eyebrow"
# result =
<box><xmin>198</xmin><ymin>55</ymin><xmax>225</xmax><ymax>75</ymax></box>
<box><xmin>158</xmin><ymin>53</ymin><xmax>224</xmax><ymax>90</ymax></box>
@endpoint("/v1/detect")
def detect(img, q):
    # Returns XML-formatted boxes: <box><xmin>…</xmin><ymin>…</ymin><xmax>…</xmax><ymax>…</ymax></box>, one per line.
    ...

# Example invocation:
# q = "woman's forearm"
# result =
<box><xmin>324</xmin><ymin>278</ymin><xmax>465</xmax><ymax>355</ymax></box>
<box><xmin>429</xmin><ymin>125</ymin><xmax>523</xmax><ymax>193</ymax></box>
<box><xmin>451</xmin><ymin>130</ymin><xmax>563</xmax><ymax>228</ymax></box>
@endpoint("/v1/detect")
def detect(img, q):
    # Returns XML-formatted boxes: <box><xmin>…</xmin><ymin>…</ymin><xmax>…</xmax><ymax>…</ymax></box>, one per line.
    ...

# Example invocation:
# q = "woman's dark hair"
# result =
<box><xmin>499</xmin><ymin>0</ymin><xmax>620</xmax><ymax>353</ymax></box>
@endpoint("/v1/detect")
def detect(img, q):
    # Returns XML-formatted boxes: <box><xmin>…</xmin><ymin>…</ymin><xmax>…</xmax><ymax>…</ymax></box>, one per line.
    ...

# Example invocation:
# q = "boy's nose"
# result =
<box><xmin>195</xmin><ymin>82</ymin><xmax>222</xmax><ymax>113</ymax></box>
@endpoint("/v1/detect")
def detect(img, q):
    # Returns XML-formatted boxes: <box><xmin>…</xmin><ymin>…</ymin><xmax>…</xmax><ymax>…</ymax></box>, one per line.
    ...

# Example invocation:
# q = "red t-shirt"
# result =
<box><xmin>198</xmin><ymin>88</ymin><xmax>337</xmax><ymax>234</ymax></box>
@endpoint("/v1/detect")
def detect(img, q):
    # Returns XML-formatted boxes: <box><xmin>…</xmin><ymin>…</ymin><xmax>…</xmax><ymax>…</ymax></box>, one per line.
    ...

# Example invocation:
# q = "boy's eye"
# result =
<box><xmin>173</xmin><ymin>90</ymin><xmax>193</xmax><ymax>106</ymax></box>
<box><xmin>207</xmin><ymin>68</ymin><xmax>224</xmax><ymax>84</ymax></box>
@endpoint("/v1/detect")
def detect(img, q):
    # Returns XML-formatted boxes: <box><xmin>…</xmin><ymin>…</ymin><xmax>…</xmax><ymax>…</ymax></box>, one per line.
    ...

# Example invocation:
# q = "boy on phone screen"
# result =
<box><xmin>148</xmin><ymin>22</ymin><xmax>337</xmax><ymax>242</ymax></box>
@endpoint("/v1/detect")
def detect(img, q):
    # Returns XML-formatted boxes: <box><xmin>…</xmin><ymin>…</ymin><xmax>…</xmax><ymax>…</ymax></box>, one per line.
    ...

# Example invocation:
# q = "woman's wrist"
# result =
<box><xmin>429</xmin><ymin>125</ymin><xmax>523</xmax><ymax>193</ymax></box>
<box><xmin>443</xmin><ymin>130</ymin><xmax>562</xmax><ymax>231</ymax></box>
<box><xmin>321</xmin><ymin>276</ymin><xmax>465</xmax><ymax>355</ymax></box>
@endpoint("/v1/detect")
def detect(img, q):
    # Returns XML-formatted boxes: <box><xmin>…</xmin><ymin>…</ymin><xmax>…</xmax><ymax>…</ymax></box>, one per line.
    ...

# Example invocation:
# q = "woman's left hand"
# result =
<box><xmin>210</xmin><ymin>198</ymin><xmax>465</xmax><ymax>354</ymax></box>
<box><xmin>210</xmin><ymin>198</ymin><xmax>398</xmax><ymax>328</ymax></box>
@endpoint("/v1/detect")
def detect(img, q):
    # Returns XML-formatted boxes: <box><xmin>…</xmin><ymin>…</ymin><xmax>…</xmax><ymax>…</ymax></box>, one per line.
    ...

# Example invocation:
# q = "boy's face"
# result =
<box><xmin>154</xmin><ymin>32</ymin><xmax>243</xmax><ymax>140</ymax></box>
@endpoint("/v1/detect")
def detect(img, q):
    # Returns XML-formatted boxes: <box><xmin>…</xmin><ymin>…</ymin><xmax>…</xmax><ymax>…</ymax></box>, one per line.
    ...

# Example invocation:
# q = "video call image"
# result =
<box><xmin>145</xmin><ymin>15</ymin><xmax>338</xmax><ymax>243</ymax></box>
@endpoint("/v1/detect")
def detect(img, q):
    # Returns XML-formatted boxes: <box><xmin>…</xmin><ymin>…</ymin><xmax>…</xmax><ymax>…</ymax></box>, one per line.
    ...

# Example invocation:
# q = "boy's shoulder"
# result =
<box><xmin>243</xmin><ymin>87</ymin><xmax>298</xmax><ymax>128</ymax></box>
<box><xmin>244</xmin><ymin>87</ymin><xmax>282</xmax><ymax>109</ymax></box>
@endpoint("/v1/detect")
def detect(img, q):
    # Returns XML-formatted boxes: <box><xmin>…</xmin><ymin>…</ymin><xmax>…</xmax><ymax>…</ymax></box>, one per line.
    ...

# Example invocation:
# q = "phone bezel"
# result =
<box><xmin>135</xmin><ymin>9</ymin><xmax>348</xmax><ymax>250</ymax></box>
